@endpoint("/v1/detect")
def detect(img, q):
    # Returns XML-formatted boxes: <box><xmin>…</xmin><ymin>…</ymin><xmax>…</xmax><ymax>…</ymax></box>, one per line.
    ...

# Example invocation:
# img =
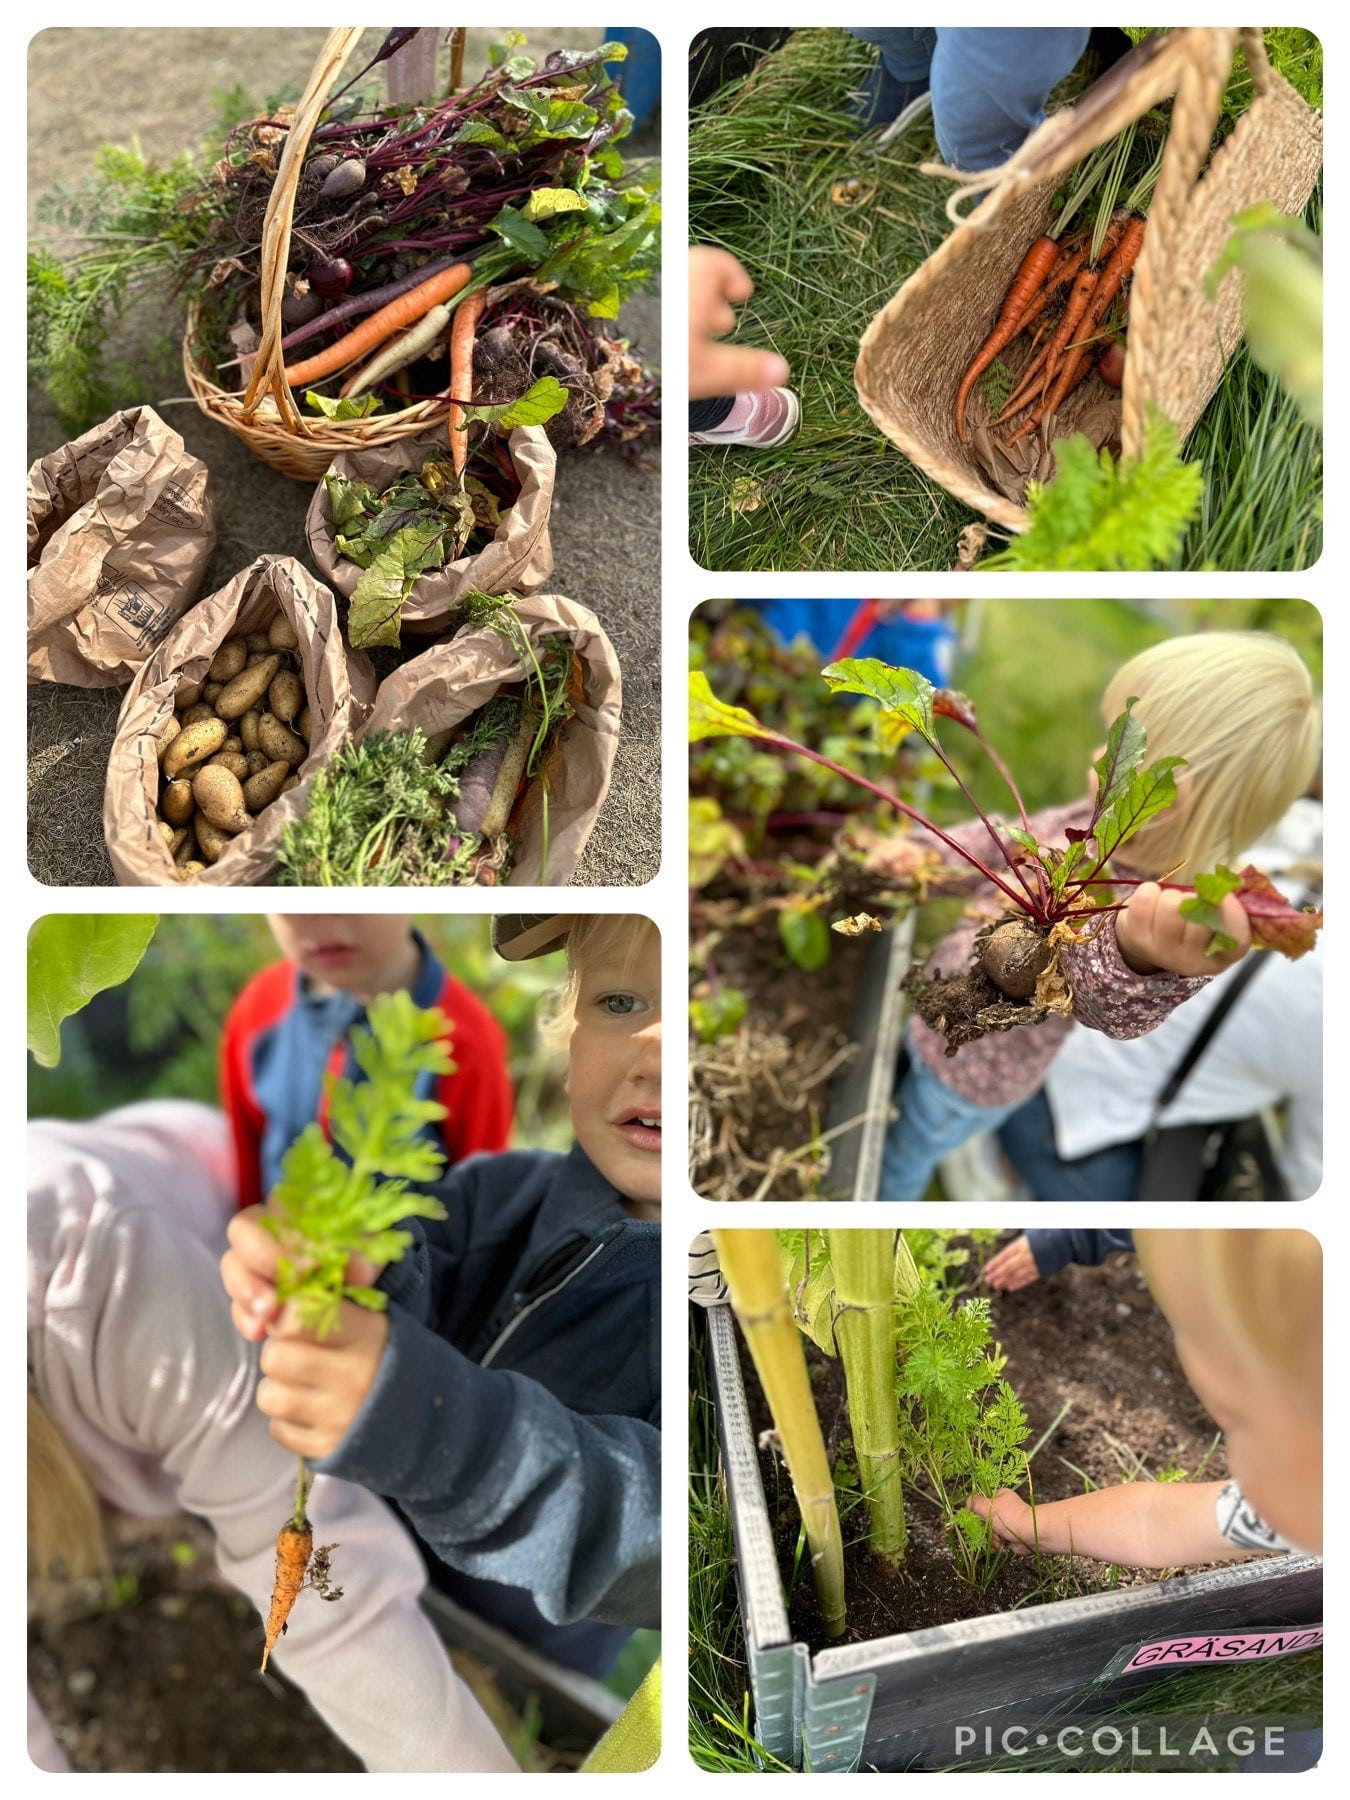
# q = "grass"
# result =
<box><xmin>688</xmin><ymin>30</ymin><xmax>1322</xmax><ymax>573</ymax></box>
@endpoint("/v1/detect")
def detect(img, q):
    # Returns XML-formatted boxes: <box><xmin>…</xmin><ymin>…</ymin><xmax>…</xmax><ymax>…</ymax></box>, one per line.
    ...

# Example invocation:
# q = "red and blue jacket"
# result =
<box><xmin>220</xmin><ymin>933</ymin><xmax>514</xmax><ymax>1211</ymax></box>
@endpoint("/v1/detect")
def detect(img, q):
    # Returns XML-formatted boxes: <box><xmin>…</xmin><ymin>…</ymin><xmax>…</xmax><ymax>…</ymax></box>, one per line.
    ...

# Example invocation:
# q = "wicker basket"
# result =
<box><xmin>183</xmin><ymin>27</ymin><xmax>463</xmax><ymax>482</ymax></box>
<box><xmin>855</xmin><ymin>28</ymin><xmax>1322</xmax><ymax>531</ymax></box>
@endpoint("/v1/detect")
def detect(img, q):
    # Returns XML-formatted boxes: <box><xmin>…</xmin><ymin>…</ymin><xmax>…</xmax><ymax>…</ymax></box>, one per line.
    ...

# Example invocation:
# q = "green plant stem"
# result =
<box><xmin>712</xmin><ymin>1230</ymin><xmax>847</xmax><ymax>1637</ymax></box>
<box><xmin>827</xmin><ymin>1230</ymin><xmax>906</xmax><ymax>1563</ymax></box>
<box><xmin>292</xmin><ymin>1457</ymin><xmax>312</xmax><ymax>1531</ymax></box>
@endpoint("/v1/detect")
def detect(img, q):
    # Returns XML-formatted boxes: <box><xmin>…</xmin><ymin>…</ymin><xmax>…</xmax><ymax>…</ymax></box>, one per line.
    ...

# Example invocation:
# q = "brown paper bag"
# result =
<box><xmin>305</xmin><ymin>426</ymin><xmax>555</xmax><ymax>641</ymax></box>
<box><xmin>28</xmin><ymin>407</ymin><xmax>217</xmax><ymax>687</ymax></box>
<box><xmin>360</xmin><ymin>593</ymin><xmax>622</xmax><ymax>885</ymax></box>
<box><xmin>105</xmin><ymin>555</ymin><xmax>376</xmax><ymax>886</ymax></box>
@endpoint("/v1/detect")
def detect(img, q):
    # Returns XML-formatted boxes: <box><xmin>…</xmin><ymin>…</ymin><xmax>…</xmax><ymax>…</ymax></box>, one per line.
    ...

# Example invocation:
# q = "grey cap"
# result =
<box><xmin>491</xmin><ymin>913</ymin><xmax>570</xmax><ymax>961</ymax></box>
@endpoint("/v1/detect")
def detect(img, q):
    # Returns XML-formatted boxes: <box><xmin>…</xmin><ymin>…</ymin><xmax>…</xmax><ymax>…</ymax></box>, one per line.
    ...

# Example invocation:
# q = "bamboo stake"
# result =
<box><xmin>712</xmin><ymin>1230</ymin><xmax>847</xmax><ymax>1637</ymax></box>
<box><xmin>828</xmin><ymin>1231</ymin><xmax>906</xmax><ymax>1563</ymax></box>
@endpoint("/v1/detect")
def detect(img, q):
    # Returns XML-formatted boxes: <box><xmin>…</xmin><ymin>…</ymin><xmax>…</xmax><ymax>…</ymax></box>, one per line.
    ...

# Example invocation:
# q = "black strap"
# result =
<box><xmin>1152</xmin><ymin>952</ymin><xmax>1271</xmax><ymax>1116</ymax></box>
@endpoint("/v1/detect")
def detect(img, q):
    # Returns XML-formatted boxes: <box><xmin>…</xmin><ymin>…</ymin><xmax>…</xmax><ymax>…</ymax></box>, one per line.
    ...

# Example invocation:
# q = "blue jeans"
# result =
<box><xmin>879</xmin><ymin>1047</ymin><xmax>1018</xmax><ymax>1203</ymax></box>
<box><xmin>997</xmin><ymin>1091</ymin><xmax>1143</xmax><ymax>1205</ymax></box>
<box><xmin>850</xmin><ymin>27</ymin><xmax>1091</xmax><ymax>170</ymax></box>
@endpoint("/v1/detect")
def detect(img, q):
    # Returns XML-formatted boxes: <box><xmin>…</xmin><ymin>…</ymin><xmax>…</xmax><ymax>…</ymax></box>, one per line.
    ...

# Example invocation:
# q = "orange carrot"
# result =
<box><xmin>283</xmin><ymin>262</ymin><xmax>473</xmax><ymax>388</ymax></box>
<box><xmin>447</xmin><ymin>290</ymin><xmax>486</xmax><ymax>480</ymax></box>
<box><xmin>998</xmin><ymin>213</ymin><xmax>1130</xmax><ymax>422</ymax></box>
<box><xmin>261</xmin><ymin>1515</ymin><xmax>313</xmax><ymax>1671</ymax></box>
<box><xmin>954</xmin><ymin>234</ymin><xmax>1059</xmax><ymax>442</ymax></box>
<box><xmin>1006</xmin><ymin>215</ymin><xmax>1147</xmax><ymax>445</ymax></box>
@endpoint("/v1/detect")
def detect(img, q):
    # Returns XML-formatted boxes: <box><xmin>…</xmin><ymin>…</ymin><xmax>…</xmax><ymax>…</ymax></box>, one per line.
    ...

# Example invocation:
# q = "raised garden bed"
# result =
<box><xmin>702</xmin><ymin>1251</ymin><xmax>1322</xmax><ymax>1771</ymax></box>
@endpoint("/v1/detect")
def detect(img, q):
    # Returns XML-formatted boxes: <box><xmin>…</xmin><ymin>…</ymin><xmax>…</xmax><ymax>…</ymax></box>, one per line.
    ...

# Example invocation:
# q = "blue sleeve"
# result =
<box><xmin>1026</xmin><ymin>1228</ymin><xmax>1135</xmax><ymax>1277</ymax></box>
<box><xmin>315</xmin><ymin>1305</ymin><xmax>660</xmax><ymax>1629</ymax></box>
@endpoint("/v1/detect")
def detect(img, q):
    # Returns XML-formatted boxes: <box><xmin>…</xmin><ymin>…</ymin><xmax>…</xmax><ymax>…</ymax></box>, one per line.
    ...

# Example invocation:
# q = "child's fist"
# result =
<box><xmin>966</xmin><ymin>1488</ymin><xmax>1036</xmax><ymax>1552</ymax></box>
<box><xmin>1116</xmin><ymin>881</ymin><xmax>1251</xmax><ymax>977</ymax></box>
<box><xmin>256</xmin><ymin>1301</ymin><xmax>389</xmax><ymax>1461</ymax></box>
<box><xmin>220</xmin><ymin>1206</ymin><xmax>284</xmax><ymax>1342</ymax></box>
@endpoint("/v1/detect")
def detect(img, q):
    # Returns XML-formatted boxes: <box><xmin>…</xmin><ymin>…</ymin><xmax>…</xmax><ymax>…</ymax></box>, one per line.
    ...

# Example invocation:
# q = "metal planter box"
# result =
<box><xmin>820</xmin><ymin>917</ymin><xmax>913</xmax><ymax>1204</ymax></box>
<box><xmin>706</xmin><ymin>1303</ymin><xmax>1321</xmax><ymax>1772</ymax></box>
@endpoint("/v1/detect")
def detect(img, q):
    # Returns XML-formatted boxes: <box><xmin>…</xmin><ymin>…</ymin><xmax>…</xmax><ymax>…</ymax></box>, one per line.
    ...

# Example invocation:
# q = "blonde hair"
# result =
<box><xmin>1100</xmin><ymin>632</ymin><xmax>1320</xmax><ymax>880</ymax></box>
<box><xmin>1135</xmin><ymin>1229</ymin><xmax>1322</xmax><ymax>1408</ymax></box>
<box><xmin>541</xmin><ymin>915</ymin><xmax>660</xmax><ymax>1047</ymax></box>
<box><xmin>28</xmin><ymin>1390</ymin><xmax>107</xmax><ymax>1582</ymax></box>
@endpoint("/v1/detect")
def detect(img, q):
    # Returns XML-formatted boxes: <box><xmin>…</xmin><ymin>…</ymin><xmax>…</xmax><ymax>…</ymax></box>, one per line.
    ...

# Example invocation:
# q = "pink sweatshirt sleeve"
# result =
<box><xmin>28</xmin><ymin>1105</ymin><xmax>516</xmax><ymax>1775</ymax></box>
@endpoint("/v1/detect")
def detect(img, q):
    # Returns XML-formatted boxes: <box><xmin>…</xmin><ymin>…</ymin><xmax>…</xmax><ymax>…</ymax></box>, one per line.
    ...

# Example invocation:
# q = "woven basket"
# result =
<box><xmin>183</xmin><ymin>27</ymin><xmax>464</xmax><ymax>482</ymax></box>
<box><xmin>855</xmin><ymin>28</ymin><xmax>1322</xmax><ymax>531</ymax></box>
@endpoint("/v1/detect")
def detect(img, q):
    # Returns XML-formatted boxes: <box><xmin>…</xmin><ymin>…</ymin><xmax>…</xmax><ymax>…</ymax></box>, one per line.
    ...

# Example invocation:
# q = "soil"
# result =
<box><xmin>27</xmin><ymin>28</ymin><xmax>660</xmax><ymax>889</ymax></box>
<box><xmin>689</xmin><ymin>876</ymin><xmax>882</xmax><ymax>1202</ymax></box>
<box><xmin>738</xmin><ymin>1248</ymin><xmax>1230</xmax><ymax>1652</ymax></box>
<box><xmin>29</xmin><ymin>1514</ymin><xmax>587</xmax><ymax>1773</ymax></box>
<box><xmin>909</xmin><ymin>915</ymin><xmax>1052</xmax><ymax>1053</ymax></box>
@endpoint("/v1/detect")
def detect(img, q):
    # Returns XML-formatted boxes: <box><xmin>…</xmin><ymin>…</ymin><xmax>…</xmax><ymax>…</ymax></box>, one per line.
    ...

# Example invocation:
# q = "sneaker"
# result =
<box><xmin>688</xmin><ymin>388</ymin><xmax>800</xmax><ymax>449</ymax></box>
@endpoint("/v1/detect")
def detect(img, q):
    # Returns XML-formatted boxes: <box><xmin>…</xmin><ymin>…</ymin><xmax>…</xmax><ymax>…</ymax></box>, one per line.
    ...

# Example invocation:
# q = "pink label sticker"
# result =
<box><xmin>1120</xmin><ymin>1625</ymin><xmax>1323</xmax><ymax>1674</ymax></box>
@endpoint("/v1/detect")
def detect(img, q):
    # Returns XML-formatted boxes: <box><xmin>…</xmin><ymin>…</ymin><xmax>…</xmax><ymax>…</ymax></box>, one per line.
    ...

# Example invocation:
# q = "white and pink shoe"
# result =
<box><xmin>689</xmin><ymin>387</ymin><xmax>801</xmax><ymax>449</ymax></box>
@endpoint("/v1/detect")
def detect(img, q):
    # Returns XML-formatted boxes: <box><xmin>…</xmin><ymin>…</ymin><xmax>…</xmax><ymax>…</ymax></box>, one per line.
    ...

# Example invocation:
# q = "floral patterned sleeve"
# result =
<box><xmin>1061</xmin><ymin>911</ymin><xmax>1212</xmax><ymax>1039</ymax></box>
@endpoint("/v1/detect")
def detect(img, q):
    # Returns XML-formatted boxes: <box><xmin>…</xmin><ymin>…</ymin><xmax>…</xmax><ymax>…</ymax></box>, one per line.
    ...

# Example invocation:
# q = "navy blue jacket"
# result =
<box><xmin>317</xmin><ymin>1144</ymin><xmax>660</xmax><ymax>1632</ymax></box>
<box><xmin>1026</xmin><ymin>1228</ymin><xmax>1135</xmax><ymax>1278</ymax></box>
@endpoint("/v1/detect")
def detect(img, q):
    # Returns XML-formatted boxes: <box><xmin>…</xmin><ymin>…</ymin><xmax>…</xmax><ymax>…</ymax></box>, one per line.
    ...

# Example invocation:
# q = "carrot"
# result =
<box><xmin>954</xmin><ymin>234</ymin><xmax>1059</xmax><ymax>441</ymax></box>
<box><xmin>339</xmin><ymin>301</ymin><xmax>452</xmax><ymax>398</ymax></box>
<box><xmin>283</xmin><ymin>261</ymin><xmax>472</xmax><ymax>388</ymax></box>
<box><xmin>447</xmin><ymin>289</ymin><xmax>486</xmax><ymax>480</ymax></box>
<box><xmin>1006</xmin><ymin>215</ymin><xmax>1147</xmax><ymax>445</ymax></box>
<box><xmin>261</xmin><ymin>1515</ymin><xmax>313</xmax><ymax>1672</ymax></box>
<box><xmin>998</xmin><ymin>213</ymin><xmax>1130</xmax><ymax>421</ymax></box>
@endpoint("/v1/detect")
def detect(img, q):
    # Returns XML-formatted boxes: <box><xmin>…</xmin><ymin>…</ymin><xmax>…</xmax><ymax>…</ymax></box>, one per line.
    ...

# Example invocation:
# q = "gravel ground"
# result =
<box><xmin>27</xmin><ymin>27</ymin><xmax>660</xmax><ymax>888</ymax></box>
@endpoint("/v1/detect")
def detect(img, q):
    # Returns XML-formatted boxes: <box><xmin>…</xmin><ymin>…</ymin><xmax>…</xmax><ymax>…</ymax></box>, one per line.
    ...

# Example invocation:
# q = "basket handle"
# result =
<box><xmin>242</xmin><ymin>26</ymin><xmax>365</xmax><ymax>433</ymax></box>
<box><xmin>1120</xmin><ymin>27</ymin><xmax>1237</xmax><ymax>457</ymax></box>
<box><xmin>1239</xmin><ymin>27</ymin><xmax>1276</xmax><ymax>100</ymax></box>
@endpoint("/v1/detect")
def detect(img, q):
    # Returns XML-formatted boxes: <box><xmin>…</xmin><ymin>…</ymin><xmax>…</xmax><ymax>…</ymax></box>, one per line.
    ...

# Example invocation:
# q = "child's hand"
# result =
<box><xmin>689</xmin><ymin>247</ymin><xmax>790</xmax><ymax>401</ymax></box>
<box><xmin>982</xmin><ymin>1235</ymin><xmax>1041</xmax><ymax>1292</ymax></box>
<box><xmin>257</xmin><ymin>1301</ymin><xmax>389</xmax><ymax>1461</ymax></box>
<box><xmin>966</xmin><ymin>1488</ymin><xmax>1036</xmax><ymax>1552</ymax></box>
<box><xmin>1116</xmin><ymin>881</ymin><xmax>1252</xmax><ymax>977</ymax></box>
<box><xmin>220</xmin><ymin>1206</ymin><xmax>285</xmax><ymax>1342</ymax></box>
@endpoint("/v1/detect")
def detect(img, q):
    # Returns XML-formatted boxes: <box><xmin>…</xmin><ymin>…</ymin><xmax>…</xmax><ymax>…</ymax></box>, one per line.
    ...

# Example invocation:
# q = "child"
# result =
<box><xmin>28</xmin><ymin>1102</ymin><xmax>515</xmax><ymax>1773</ymax></box>
<box><xmin>219</xmin><ymin>913</ymin><xmax>661</xmax><ymax>1677</ymax></box>
<box><xmin>879</xmin><ymin>632</ymin><xmax>1321</xmax><ymax>1201</ymax></box>
<box><xmin>968</xmin><ymin>1228</ymin><xmax>1321</xmax><ymax>1563</ymax></box>
<box><xmin>221</xmin><ymin>913</ymin><xmax>513</xmax><ymax>1211</ymax></box>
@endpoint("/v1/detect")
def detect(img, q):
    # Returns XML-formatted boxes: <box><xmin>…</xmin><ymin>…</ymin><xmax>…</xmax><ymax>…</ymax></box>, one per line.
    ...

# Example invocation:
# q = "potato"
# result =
<box><xmin>193</xmin><ymin>764</ymin><xmax>251</xmax><ymax>834</ymax></box>
<box><xmin>216</xmin><ymin>654</ymin><xmax>281</xmax><ymax>721</ymax></box>
<box><xmin>239</xmin><ymin>708</ymin><xmax>263</xmax><ymax>754</ymax></box>
<box><xmin>180</xmin><ymin>702</ymin><xmax>217</xmax><ymax>728</ymax></box>
<box><xmin>258</xmin><ymin>712</ymin><xmax>306</xmax><ymax>766</ymax></box>
<box><xmin>193</xmin><ymin>811</ymin><xmax>232</xmax><ymax>864</ymax></box>
<box><xmin>175</xmin><ymin>678</ymin><xmax>204</xmax><ymax>712</ymax></box>
<box><xmin>208</xmin><ymin>639</ymin><xmax>248</xmax><ymax>683</ymax></box>
<box><xmin>281</xmin><ymin>774</ymin><xmax>300</xmax><ymax>794</ymax></box>
<box><xmin>157</xmin><ymin>717</ymin><xmax>182</xmax><ymax>766</ymax></box>
<box><xmin>246</xmin><ymin>632</ymin><xmax>272</xmax><ymax>655</ymax></box>
<box><xmin>174</xmin><ymin>831</ymin><xmax>198</xmax><ymax>868</ymax></box>
<box><xmin>206</xmin><ymin>750</ymin><xmax>251</xmax><ymax>782</ymax></box>
<box><xmin>157</xmin><ymin>819</ymin><xmax>176</xmax><ymax>847</ymax></box>
<box><xmin>161</xmin><ymin>778</ymin><xmax>196</xmax><ymax>826</ymax></box>
<box><xmin>166</xmin><ymin>826</ymin><xmax>190</xmax><ymax>858</ymax></box>
<box><xmin>243</xmin><ymin>759</ymin><xmax>291</xmax><ymax>812</ymax></box>
<box><xmin>202</xmin><ymin>681</ymin><xmax>224</xmax><ymax>708</ymax></box>
<box><xmin>245</xmin><ymin>749</ymin><xmax>270</xmax><ymax>778</ymax></box>
<box><xmin>268</xmin><ymin>613</ymin><xmax>299</xmax><ymax>652</ymax></box>
<box><xmin>178</xmin><ymin>860</ymin><xmax>206</xmax><ymax>880</ymax></box>
<box><xmin>162</xmin><ymin>717</ymin><xmax>228</xmax><ymax>779</ymax></box>
<box><xmin>296</xmin><ymin>705</ymin><xmax>313</xmax><ymax>745</ymax></box>
<box><xmin>269</xmin><ymin>670</ymin><xmax>304</xmax><ymax>723</ymax></box>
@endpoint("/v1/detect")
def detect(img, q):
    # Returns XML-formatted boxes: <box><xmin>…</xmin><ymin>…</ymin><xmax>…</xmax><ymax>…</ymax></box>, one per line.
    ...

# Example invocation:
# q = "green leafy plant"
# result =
<box><xmin>691</xmin><ymin>658</ymin><xmax>1323</xmax><ymax>1048</ymax></box>
<box><xmin>980</xmin><ymin>413</ymin><xmax>1204</xmax><ymax>572</ymax></box>
<box><xmin>262</xmin><ymin>989</ymin><xmax>452</xmax><ymax>1336</ymax></box>
<box><xmin>27</xmin><ymin>915</ymin><xmax>158</xmax><ymax>1068</ymax></box>
<box><xmin>1208</xmin><ymin>205</ymin><xmax>1321</xmax><ymax>429</ymax></box>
